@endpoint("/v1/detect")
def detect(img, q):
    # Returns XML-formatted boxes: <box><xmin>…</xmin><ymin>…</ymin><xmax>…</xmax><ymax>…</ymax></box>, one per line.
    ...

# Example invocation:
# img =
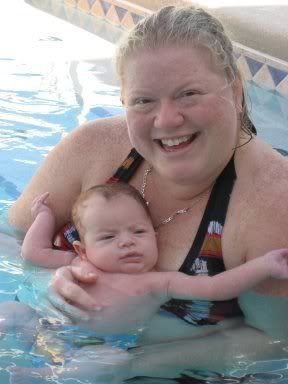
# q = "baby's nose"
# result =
<box><xmin>118</xmin><ymin>235</ymin><xmax>135</xmax><ymax>248</ymax></box>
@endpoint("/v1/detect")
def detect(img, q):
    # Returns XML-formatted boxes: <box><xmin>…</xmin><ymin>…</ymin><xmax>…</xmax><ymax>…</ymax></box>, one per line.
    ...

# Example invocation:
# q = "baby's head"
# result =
<box><xmin>72</xmin><ymin>183</ymin><xmax>158</xmax><ymax>273</ymax></box>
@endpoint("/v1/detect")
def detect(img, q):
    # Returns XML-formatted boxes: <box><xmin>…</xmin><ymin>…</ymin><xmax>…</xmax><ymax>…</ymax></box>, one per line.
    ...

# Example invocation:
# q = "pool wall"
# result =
<box><xmin>27</xmin><ymin>0</ymin><xmax>288</xmax><ymax>98</ymax></box>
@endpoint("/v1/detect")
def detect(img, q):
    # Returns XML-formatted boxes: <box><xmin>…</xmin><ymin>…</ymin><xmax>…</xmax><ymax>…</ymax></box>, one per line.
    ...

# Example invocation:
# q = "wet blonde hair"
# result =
<box><xmin>116</xmin><ymin>5</ymin><xmax>255</xmax><ymax>136</ymax></box>
<box><xmin>72</xmin><ymin>183</ymin><xmax>151</xmax><ymax>240</ymax></box>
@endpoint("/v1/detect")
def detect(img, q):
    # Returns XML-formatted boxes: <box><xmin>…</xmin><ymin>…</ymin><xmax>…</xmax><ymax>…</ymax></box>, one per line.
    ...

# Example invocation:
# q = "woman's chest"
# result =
<box><xmin>154</xmin><ymin>199</ymin><xmax>246</xmax><ymax>273</ymax></box>
<box><xmin>155</xmin><ymin>214</ymin><xmax>203</xmax><ymax>271</ymax></box>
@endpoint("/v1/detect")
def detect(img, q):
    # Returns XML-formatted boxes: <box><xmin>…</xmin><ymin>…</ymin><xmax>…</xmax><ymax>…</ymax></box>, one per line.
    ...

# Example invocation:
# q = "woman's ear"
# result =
<box><xmin>73</xmin><ymin>240</ymin><xmax>87</xmax><ymax>260</ymax></box>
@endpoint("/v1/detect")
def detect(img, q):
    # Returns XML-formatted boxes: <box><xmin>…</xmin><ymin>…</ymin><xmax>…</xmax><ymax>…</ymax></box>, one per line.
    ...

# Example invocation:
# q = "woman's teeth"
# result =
<box><xmin>160</xmin><ymin>134</ymin><xmax>195</xmax><ymax>148</ymax></box>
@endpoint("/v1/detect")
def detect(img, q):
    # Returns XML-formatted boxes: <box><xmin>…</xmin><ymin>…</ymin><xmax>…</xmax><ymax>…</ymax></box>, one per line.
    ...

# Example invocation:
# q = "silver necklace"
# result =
<box><xmin>140</xmin><ymin>165</ymin><xmax>211</xmax><ymax>229</ymax></box>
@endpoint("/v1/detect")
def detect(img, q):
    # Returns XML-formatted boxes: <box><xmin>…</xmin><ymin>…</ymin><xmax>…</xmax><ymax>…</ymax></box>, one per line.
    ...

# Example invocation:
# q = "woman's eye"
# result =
<box><xmin>182</xmin><ymin>90</ymin><xmax>197</xmax><ymax>97</ymax></box>
<box><xmin>127</xmin><ymin>97</ymin><xmax>153</xmax><ymax>107</ymax></box>
<box><xmin>135</xmin><ymin>98</ymin><xmax>152</xmax><ymax>105</ymax></box>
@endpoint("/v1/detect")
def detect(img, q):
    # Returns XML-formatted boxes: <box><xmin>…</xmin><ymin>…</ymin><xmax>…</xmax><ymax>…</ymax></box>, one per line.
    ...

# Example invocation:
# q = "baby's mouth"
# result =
<box><xmin>120</xmin><ymin>253</ymin><xmax>142</xmax><ymax>261</ymax></box>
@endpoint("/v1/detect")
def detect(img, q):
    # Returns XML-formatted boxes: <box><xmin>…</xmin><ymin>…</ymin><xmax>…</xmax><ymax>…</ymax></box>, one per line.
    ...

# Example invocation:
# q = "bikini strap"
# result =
<box><xmin>107</xmin><ymin>148</ymin><xmax>143</xmax><ymax>183</ymax></box>
<box><xmin>180</xmin><ymin>155</ymin><xmax>236</xmax><ymax>272</ymax></box>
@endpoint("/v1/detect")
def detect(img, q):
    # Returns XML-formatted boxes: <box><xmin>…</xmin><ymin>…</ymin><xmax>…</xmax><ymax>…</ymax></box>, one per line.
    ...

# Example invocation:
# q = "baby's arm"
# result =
<box><xmin>153</xmin><ymin>249</ymin><xmax>288</xmax><ymax>301</ymax></box>
<box><xmin>21</xmin><ymin>192</ymin><xmax>76</xmax><ymax>268</ymax></box>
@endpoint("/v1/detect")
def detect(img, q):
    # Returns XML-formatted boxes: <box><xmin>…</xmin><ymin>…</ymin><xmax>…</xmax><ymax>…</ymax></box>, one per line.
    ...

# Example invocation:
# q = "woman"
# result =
<box><xmin>9</xmin><ymin>5</ymin><xmax>288</xmax><ymax>381</ymax></box>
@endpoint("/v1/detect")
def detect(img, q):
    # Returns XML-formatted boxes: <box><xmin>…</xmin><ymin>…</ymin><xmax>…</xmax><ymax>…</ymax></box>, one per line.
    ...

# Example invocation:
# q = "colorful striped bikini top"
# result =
<box><xmin>54</xmin><ymin>148</ymin><xmax>242</xmax><ymax>325</ymax></box>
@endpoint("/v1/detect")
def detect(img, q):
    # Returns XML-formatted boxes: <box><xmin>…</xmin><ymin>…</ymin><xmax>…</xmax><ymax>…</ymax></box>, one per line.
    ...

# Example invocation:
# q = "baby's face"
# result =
<box><xmin>80</xmin><ymin>194</ymin><xmax>158</xmax><ymax>273</ymax></box>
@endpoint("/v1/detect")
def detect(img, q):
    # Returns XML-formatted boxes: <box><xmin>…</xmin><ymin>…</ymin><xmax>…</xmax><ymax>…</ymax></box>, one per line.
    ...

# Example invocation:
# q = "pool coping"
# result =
<box><xmin>45</xmin><ymin>0</ymin><xmax>288</xmax><ymax>98</ymax></box>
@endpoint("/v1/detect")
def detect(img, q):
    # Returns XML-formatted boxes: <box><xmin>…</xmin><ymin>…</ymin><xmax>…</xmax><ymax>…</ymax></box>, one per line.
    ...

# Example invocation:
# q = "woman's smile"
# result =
<box><xmin>156</xmin><ymin>133</ymin><xmax>200</xmax><ymax>152</ymax></box>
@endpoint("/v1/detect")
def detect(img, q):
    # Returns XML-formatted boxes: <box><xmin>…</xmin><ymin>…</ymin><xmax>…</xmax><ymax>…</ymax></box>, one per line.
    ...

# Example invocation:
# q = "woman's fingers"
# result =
<box><xmin>45</xmin><ymin>288</ymin><xmax>92</xmax><ymax>321</ymax></box>
<box><xmin>50</xmin><ymin>266</ymin><xmax>100</xmax><ymax>310</ymax></box>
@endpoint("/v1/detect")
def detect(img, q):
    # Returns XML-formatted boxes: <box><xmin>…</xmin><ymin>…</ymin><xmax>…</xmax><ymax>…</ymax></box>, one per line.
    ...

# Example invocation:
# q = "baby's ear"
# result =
<box><xmin>73</xmin><ymin>240</ymin><xmax>87</xmax><ymax>260</ymax></box>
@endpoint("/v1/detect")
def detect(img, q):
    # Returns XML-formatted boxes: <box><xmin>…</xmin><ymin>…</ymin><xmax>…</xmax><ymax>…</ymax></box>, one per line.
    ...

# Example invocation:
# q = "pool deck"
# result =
<box><xmin>131</xmin><ymin>1</ymin><xmax>288</xmax><ymax>62</ymax></box>
<box><xmin>27</xmin><ymin>0</ymin><xmax>288</xmax><ymax>97</ymax></box>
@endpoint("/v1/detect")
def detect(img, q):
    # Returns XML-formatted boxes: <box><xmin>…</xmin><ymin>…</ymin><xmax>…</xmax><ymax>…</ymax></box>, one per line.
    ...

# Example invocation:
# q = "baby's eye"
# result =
<box><xmin>100</xmin><ymin>235</ymin><xmax>115</xmax><ymax>240</ymax></box>
<box><xmin>134</xmin><ymin>229</ymin><xmax>146</xmax><ymax>234</ymax></box>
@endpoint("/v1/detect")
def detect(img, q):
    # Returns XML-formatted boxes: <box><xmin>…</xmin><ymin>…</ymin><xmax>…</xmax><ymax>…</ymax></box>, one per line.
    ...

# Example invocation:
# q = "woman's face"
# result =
<box><xmin>122</xmin><ymin>45</ymin><xmax>242</xmax><ymax>185</ymax></box>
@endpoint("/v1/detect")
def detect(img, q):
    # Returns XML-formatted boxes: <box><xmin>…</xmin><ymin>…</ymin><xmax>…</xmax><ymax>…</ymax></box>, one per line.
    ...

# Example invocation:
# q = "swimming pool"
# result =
<box><xmin>1</xmin><ymin>1</ymin><xmax>288</xmax><ymax>383</ymax></box>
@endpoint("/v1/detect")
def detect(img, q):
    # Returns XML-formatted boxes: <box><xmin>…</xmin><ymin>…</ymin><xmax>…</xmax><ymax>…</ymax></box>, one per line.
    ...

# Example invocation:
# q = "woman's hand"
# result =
<box><xmin>47</xmin><ymin>261</ymin><xmax>101</xmax><ymax>321</ymax></box>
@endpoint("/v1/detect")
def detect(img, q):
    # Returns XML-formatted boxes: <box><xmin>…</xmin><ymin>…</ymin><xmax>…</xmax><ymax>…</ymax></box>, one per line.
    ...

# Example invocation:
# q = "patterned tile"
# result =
<box><xmin>106</xmin><ymin>4</ymin><xmax>121</xmax><ymax>25</ymax></box>
<box><xmin>246</xmin><ymin>56</ymin><xmax>264</xmax><ymax>77</ymax></box>
<box><xmin>237</xmin><ymin>55</ymin><xmax>253</xmax><ymax>81</ymax></box>
<box><xmin>131</xmin><ymin>12</ymin><xmax>143</xmax><ymax>25</ymax></box>
<box><xmin>87</xmin><ymin>0</ymin><xmax>96</xmax><ymax>6</ymax></box>
<box><xmin>121</xmin><ymin>11</ymin><xmax>135</xmax><ymax>29</ymax></box>
<box><xmin>99</xmin><ymin>0</ymin><xmax>111</xmax><ymax>15</ymax></box>
<box><xmin>267</xmin><ymin>65</ymin><xmax>288</xmax><ymax>87</ymax></box>
<box><xmin>91</xmin><ymin>0</ymin><xmax>105</xmax><ymax>18</ymax></box>
<box><xmin>64</xmin><ymin>0</ymin><xmax>77</xmax><ymax>5</ymax></box>
<box><xmin>114</xmin><ymin>5</ymin><xmax>127</xmax><ymax>21</ymax></box>
<box><xmin>78</xmin><ymin>0</ymin><xmax>90</xmax><ymax>12</ymax></box>
<box><xmin>253</xmin><ymin>64</ymin><xmax>275</xmax><ymax>90</ymax></box>
<box><xmin>276</xmin><ymin>76</ymin><xmax>288</xmax><ymax>98</ymax></box>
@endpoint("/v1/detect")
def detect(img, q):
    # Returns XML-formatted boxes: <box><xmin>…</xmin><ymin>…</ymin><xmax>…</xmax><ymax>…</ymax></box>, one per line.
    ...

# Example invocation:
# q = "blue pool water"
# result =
<box><xmin>1</xmin><ymin>1</ymin><xmax>288</xmax><ymax>383</ymax></box>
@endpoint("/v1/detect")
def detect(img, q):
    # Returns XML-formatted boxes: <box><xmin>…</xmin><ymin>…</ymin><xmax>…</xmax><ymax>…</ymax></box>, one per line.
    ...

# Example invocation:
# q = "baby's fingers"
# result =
<box><xmin>32</xmin><ymin>191</ymin><xmax>50</xmax><ymax>206</ymax></box>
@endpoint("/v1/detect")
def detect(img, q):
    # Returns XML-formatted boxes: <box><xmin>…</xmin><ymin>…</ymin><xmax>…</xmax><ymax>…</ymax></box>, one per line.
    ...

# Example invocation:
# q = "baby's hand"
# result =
<box><xmin>265</xmin><ymin>249</ymin><xmax>288</xmax><ymax>279</ymax></box>
<box><xmin>31</xmin><ymin>192</ymin><xmax>51</xmax><ymax>220</ymax></box>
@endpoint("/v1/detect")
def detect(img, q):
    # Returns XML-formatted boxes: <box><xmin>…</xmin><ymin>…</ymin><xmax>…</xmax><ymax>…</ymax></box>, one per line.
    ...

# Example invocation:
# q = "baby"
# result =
<box><xmin>3</xmin><ymin>183</ymin><xmax>288</xmax><ymax>383</ymax></box>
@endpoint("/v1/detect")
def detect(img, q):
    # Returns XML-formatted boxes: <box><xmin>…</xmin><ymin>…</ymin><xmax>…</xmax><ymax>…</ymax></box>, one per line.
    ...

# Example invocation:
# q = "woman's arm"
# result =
<box><xmin>130</xmin><ymin>322</ymin><xmax>288</xmax><ymax>379</ymax></box>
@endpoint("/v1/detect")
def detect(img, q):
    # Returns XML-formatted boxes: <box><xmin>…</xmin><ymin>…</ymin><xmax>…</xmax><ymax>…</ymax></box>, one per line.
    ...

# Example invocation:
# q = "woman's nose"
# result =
<box><xmin>154</xmin><ymin>99</ymin><xmax>184</xmax><ymax>129</ymax></box>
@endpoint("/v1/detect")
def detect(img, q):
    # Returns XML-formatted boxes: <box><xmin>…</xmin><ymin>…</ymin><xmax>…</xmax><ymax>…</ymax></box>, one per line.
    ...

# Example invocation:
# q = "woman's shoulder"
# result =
<box><xmin>236</xmin><ymin>137</ymin><xmax>288</xmax><ymax>189</ymax></box>
<box><xmin>234</xmin><ymin>137</ymin><xmax>288</xmax><ymax>252</ymax></box>
<box><xmin>8</xmin><ymin>115</ymin><xmax>131</xmax><ymax>231</ymax></box>
<box><xmin>63</xmin><ymin>115</ymin><xmax>129</xmax><ymax>153</ymax></box>
<box><xmin>55</xmin><ymin>115</ymin><xmax>131</xmax><ymax>179</ymax></box>
<box><xmin>226</xmin><ymin>138</ymin><xmax>288</xmax><ymax>294</ymax></box>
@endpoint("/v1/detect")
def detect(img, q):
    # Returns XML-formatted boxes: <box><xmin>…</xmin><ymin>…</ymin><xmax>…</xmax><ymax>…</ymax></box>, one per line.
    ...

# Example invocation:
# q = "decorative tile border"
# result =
<box><xmin>64</xmin><ymin>0</ymin><xmax>151</xmax><ymax>29</ymax></box>
<box><xmin>31</xmin><ymin>0</ymin><xmax>288</xmax><ymax>98</ymax></box>
<box><xmin>235</xmin><ymin>43</ymin><xmax>288</xmax><ymax>98</ymax></box>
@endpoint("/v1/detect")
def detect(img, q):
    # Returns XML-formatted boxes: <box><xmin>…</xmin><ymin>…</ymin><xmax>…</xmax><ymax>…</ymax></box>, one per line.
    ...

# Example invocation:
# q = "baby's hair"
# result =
<box><xmin>72</xmin><ymin>183</ymin><xmax>150</xmax><ymax>240</ymax></box>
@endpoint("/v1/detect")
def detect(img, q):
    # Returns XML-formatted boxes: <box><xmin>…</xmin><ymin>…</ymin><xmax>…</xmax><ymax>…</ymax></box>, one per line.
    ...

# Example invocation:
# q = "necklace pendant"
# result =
<box><xmin>140</xmin><ymin>164</ymin><xmax>211</xmax><ymax>230</ymax></box>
